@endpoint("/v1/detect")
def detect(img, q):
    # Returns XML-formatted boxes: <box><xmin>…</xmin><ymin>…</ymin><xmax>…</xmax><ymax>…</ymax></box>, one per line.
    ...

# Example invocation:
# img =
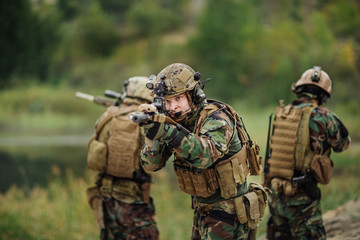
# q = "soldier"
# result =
<box><xmin>86</xmin><ymin>77</ymin><xmax>159</xmax><ymax>240</ymax></box>
<box><xmin>138</xmin><ymin>63</ymin><xmax>267</xmax><ymax>240</ymax></box>
<box><xmin>263</xmin><ymin>66</ymin><xmax>351</xmax><ymax>240</ymax></box>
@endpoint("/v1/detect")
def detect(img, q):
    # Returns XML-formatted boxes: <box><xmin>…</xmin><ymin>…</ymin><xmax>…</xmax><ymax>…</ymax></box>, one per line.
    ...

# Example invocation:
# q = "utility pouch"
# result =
<box><xmin>216</xmin><ymin>162</ymin><xmax>237</xmax><ymax>199</ymax></box>
<box><xmin>246</xmin><ymin>140</ymin><xmax>262</xmax><ymax>176</ymax></box>
<box><xmin>87</xmin><ymin>138</ymin><xmax>107</xmax><ymax>172</ymax></box>
<box><xmin>174</xmin><ymin>169</ymin><xmax>197</xmax><ymax>196</ymax></box>
<box><xmin>234</xmin><ymin>195</ymin><xmax>247</xmax><ymax>224</ymax></box>
<box><xmin>99</xmin><ymin>176</ymin><xmax>112</xmax><ymax>198</ymax></box>
<box><xmin>174</xmin><ymin>162</ymin><xmax>218</xmax><ymax>197</ymax></box>
<box><xmin>86</xmin><ymin>187</ymin><xmax>105</xmax><ymax>229</ymax></box>
<box><xmin>244</xmin><ymin>191</ymin><xmax>260</xmax><ymax>229</ymax></box>
<box><xmin>310</xmin><ymin>154</ymin><xmax>333</xmax><ymax>184</ymax></box>
<box><xmin>112</xmin><ymin>179</ymin><xmax>141</xmax><ymax>203</ymax></box>
<box><xmin>216</xmin><ymin>161</ymin><xmax>236</xmax><ymax>199</ymax></box>
<box><xmin>216</xmin><ymin>148</ymin><xmax>247</xmax><ymax>199</ymax></box>
<box><xmin>190</xmin><ymin>169</ymin><xmax>213</xmax><ymax>197</ymax></box>
<box><xmin>234</xmin><ymin>183</ymin><xmax>268</xmax><ymax>230</ymax></box>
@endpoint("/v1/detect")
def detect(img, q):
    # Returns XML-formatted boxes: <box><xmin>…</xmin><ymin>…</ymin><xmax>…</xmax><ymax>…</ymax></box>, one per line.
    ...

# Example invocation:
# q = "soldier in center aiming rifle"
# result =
<box><xmin>130</xmin><ymin>63</ymin><xmax>267</xmax><ymax>240</ymax></box>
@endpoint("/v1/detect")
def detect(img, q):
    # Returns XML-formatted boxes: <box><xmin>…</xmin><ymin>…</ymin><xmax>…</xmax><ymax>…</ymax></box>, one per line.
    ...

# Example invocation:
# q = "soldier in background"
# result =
<box><xmin>264</xmin><ymin>66</ymin><xmax>351</xmax><ymax>240</ymax></box>
<box><xmin>138</xmin><ymin>63</ymin><xmax>267</xmax><ymax>240</ymax></box>
<box><xmin>86</xmin><ymin>77</ymin><xmax>159</xmax><ymax>240</ymax></box>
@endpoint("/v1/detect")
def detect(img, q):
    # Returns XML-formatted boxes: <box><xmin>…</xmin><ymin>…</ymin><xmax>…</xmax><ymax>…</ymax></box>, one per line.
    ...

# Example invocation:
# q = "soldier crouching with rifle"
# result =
<box><xmin>130</xmin><ymin>63</ymin><xmax>267</xmax><ymax>240</ymax></box>
<box><xmin>85</xmin><ymin>77</ymin><xmax>159</xmax><ymax>240</ymax></box>
<box><xmin>263</xmin><ymin>66</ymin><xmax>351</xmax><ymax>240</ymax></box>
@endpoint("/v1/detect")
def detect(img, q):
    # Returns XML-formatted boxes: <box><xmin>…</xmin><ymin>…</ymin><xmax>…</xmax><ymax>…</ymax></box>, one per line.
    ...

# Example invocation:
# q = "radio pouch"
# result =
<box><xmin>310</xmin><ymin>153</ymin><xmax>333</xmax><ymax>184</ymax></box>
<box><xmin>87</xmin><ymin>137</ymin><xmax>107</xmax><ymax>172</ymax></box>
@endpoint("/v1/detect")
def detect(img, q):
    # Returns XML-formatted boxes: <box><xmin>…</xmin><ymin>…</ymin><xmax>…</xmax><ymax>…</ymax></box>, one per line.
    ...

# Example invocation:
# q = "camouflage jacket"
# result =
<box><xmin>292</xmin><ymin>97</ymin><xmax>351</xmax><ymax>155</ymax></box>
<box><xmin>140</xmin><ymin>100</ymin><xmax>248</xmax><ymax>203</ymax></box>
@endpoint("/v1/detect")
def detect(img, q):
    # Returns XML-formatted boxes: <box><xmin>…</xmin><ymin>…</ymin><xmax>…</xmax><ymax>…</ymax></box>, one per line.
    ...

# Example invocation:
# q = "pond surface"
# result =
<box><xmin>0</xmin><ymin>135</ymin><xmax>90</xmax><ymax>193</ymax></box>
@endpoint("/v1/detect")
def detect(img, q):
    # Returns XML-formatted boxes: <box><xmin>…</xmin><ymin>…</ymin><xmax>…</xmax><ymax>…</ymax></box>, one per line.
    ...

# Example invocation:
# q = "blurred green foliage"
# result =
<box><xmin>0</xmin><ymin>0</ymin><xmax>60</xmax><ymax>87</ymax></box>
<box><xmin>0</xmin><ymin>0</ymin><xmax>359</xmax><ymax>107</ymax></box>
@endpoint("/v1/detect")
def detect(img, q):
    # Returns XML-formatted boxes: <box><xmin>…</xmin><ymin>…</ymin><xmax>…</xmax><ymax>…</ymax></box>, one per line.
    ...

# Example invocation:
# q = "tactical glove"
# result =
<box><xmin>143</xmin><ymin>122</ymin><xmax>170</xmax><ymax>140</ymax></box>
<box><xmin>142</xmin><ymin>122</ymin><xmax>190</xmax><ymax>148</ymax></box>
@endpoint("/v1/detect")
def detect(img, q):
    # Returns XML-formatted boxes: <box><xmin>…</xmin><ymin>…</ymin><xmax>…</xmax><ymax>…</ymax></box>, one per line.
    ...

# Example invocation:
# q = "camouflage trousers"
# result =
<box><xmin>191</xmin><ymin>199</ymin><xmax>249</xmax><ymax>240</ymax></box>
<box><xmin>266</xmin><ymin>187</ymin><xmax>326</xmax><ymax>240</ymax></box>
<box><xmin>100</xmin><ymin>197</ymin><xmax>159</xmax><ymax>240</ymax></box>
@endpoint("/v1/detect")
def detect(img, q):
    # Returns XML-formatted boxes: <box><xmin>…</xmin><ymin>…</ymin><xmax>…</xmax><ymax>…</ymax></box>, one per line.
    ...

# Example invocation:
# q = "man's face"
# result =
<box><xmin>165</xmin><ymin>92</ymin><xmax>190</xmax><ymax>118</ymax></box>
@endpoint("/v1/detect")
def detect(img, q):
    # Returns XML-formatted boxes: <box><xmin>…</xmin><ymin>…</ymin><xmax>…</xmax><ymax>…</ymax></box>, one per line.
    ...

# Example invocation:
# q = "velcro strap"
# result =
<box><xmin>168</xmin><ymin>124</ymin><xmax>190</xmax><ymax>148</ymax></box>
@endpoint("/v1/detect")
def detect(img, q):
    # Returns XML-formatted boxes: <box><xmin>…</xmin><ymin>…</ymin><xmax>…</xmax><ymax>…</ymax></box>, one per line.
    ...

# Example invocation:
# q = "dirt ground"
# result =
<box><xmin>257</xmin><ymin>197</ymin><xmax>360</xmax><ymax>240</ymax></box>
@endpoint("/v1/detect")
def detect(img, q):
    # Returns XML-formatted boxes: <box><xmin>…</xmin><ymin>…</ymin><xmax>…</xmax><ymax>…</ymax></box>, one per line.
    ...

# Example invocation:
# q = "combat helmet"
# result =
<box><xmin>292</xmin><ymin>66</ymin><xmax>332</xmax><ymax>98</ymax></box>
<box><xmin>123</xmin><ymin>76</ymin><xmax>153</xmax><ymax>103</ymax></box>
<box><xmin>147</xmin><ymin>63</ymin><xmax>206</xmax><ymax>104</ymax></box>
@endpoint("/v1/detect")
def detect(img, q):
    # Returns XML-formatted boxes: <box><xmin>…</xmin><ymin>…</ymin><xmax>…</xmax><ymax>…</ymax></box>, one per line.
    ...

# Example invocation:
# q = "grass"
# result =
<box><xmin>1</xmin><ymin>145</ymin><xmax>358</xmax><ymax>240</ymax></box>
<box><xmin>0</xmin><ymin>167</ymin><xmax>193</xmax><ymax>240</ymax></box>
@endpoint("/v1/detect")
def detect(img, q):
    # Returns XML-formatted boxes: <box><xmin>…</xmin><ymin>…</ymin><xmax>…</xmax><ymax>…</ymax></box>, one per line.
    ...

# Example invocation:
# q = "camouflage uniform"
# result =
<box><xmin>139</xmin><ymin>63</ymin><xmax>265</xmax><ymax>240</ymax></box>
<box><xmin>265</xmin><ymin>67</ymin><xmax>351</xmax><ymax>240</ymax></box>
<box><xmin>141</xmin><ymin>100</ymin><xmax>250</xmax><ymax>240</ymax></box>
<box><xmin>100</xmin><ymin>196</ymin><xmax>158</xmax><ymax>240</ymax></box>
<box><xmin>86</xmin><ymin>77</ymin><xmax>159</xmax><ymax>240</ymax></box>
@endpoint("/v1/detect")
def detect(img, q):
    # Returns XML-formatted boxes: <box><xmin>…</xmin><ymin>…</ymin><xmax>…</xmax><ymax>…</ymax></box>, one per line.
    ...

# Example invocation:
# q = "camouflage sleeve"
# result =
<box><xmin>309</xmin><ymin>107</ymin><xmax>351</xmax><ymax>154</ymax></box>
<box><xmin>171</xmin><ymin>111</ymin><xmax>235</xmax><ymax>169</ymax></box>
<box><xmin>140</xmin><ymin>138</ymin><xmax>173</xmax><ymax>172</ymax></box>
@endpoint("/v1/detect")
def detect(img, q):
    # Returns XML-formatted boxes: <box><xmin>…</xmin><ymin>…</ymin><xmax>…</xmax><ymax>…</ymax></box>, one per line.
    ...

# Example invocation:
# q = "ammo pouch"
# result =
<box><xmin>234</xmin><ymin>183</ymin><xmax>268</xmax><ymax>230</ymax></box>
<box><xmin>246</xmin><ymin>140</ymin><xmax>262</xmax><ymax>176</ymax></box>
<box><xmin>87</xmin><ymin>136</ymin><xmax>107</xmax><ymax>172</ymax></box>
<box><xmin>99</xmin><ymin>175</ymin><xmax>145</xmax><ymax>203</ymax></box>
<box><xmin>174</xmin><ymin>146</ymin><xmax>248</xmax><ymax>198</ymax></box>
<box><xmin>310</xmin><ymin>154</ymin><xmax>333</xmax><ymax>185</ymax></box>
<box><xmin>174</xmin><ymin>162</ymin><xmax>219</xmax><ymax>198</ymax></box>
<box><xmin>86</xmin><ymin>187</ymin><xmax>105</xmax><ymax>229</ymax></box>
<box><xmin>216</xmin><ymin>147</ymin><xmax>248</xmax><ymax>199</ymax></box>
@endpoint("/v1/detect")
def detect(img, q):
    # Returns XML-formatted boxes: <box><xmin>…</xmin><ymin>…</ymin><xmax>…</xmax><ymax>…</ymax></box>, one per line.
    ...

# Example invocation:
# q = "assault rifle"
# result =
<box><xmin>128</xmin><ymin>74</ymin><xmax>178</xmax><ymax>126</ymax></box>
<box><xmin>263</xmin><ymin>113</ymin><xmax>273</xmax><ymax>187</ymax></box>
<box><xmin>75</xmin><ymin>90</ymin><xmax>123</xmax><ymax>107</ymax></box>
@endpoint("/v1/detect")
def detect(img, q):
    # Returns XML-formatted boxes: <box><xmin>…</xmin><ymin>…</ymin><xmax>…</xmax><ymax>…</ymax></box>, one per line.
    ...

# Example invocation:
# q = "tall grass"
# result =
<box><xmin>0</xmin><ymin>167</ymin><xmax>193</xmax><ymax>240</ymax></box>
<box><xmin>1</xmin><ymin>144</ymin><xmax>358</xmax><ymax>240</ymax></box>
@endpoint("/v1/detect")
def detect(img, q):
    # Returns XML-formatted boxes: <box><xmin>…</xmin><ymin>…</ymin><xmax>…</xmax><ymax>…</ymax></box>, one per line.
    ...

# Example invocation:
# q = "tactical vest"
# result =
<box><xmin>267</xmin><ymin>101</ymin><xmax>316</xmax><ymax>181</ymax></box>
<box><xmin>174</xmin><ymin>100</ymin><xmax>262</xmax><ymax>199</ymax></box>
<box><xmin>87</xmin><ymin>105</ymin><xmax>143</xmax><ymax>179</ymax></box>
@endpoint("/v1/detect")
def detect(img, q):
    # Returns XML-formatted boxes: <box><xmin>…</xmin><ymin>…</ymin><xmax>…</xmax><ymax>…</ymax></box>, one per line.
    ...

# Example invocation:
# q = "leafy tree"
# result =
<box><xmin>189</xmin><ymin>0</ymin><xmax>263</xmax><ymax>101</ymax></box>
<box><xmin>57</xmin><ymin>0</ymin><xmax>81</xmax><ymax>20</ymax></box>
<box><xmin>0</xmin><ymin>0</ymin><xmax>59</xmax><ymax>88</ymax></box>
<box><xmin>77</xmin><ymin>3</ymin><xmax>120</xmax><ymax>57</ymax></box>
<box><xmin>125</xmin><ymin>0</ymin><xmax>182</xmax><ymax>38</ymax></box>
<box><xmin>323</xmin><ymin>0</ymin><xmax>360</xmax><ymax>38</ymax></box>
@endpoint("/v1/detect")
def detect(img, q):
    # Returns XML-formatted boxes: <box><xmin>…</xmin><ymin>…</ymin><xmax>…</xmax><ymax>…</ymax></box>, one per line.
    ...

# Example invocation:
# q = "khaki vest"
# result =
<box><xmin>267</xmin><ymin>102</ymin><xmax>316</xmax><ymax>181</ymax></box>
<box><xmin>174</xmin><ymin>100</ymin><xmax>262</xmax><ymax>199</ymax></box>
<box><xmin>87</xmin><ymin>105</ymin><xmax>143</xmax><ymax>178</ymax></box>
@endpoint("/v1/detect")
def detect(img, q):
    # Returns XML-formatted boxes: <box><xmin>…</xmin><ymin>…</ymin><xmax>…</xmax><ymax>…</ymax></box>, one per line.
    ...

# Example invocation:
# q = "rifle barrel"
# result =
<box><xmin>75</xmin><ymin>92</ymin><xmax>94</xmax><ymax>102</ymax></box>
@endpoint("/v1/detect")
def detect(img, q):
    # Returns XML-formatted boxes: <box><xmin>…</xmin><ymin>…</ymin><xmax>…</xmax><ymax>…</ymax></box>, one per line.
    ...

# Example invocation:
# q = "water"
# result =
<box><xmin>0</xmin><ymin>135</ymin><xmax>90</xmax><ymax>193</ymax></box>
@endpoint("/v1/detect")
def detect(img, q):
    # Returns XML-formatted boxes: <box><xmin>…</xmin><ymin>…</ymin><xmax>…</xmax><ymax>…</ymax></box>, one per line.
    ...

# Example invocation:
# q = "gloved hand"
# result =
<box><xmin>142</xmin><ymin>122</ymin><xmax>191</xmax><ymax>148</ymax></box>
<box><xmin>142</xmin><ymin>122</ymin><xmax>171</xmax><ymax>140</ymax></box>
